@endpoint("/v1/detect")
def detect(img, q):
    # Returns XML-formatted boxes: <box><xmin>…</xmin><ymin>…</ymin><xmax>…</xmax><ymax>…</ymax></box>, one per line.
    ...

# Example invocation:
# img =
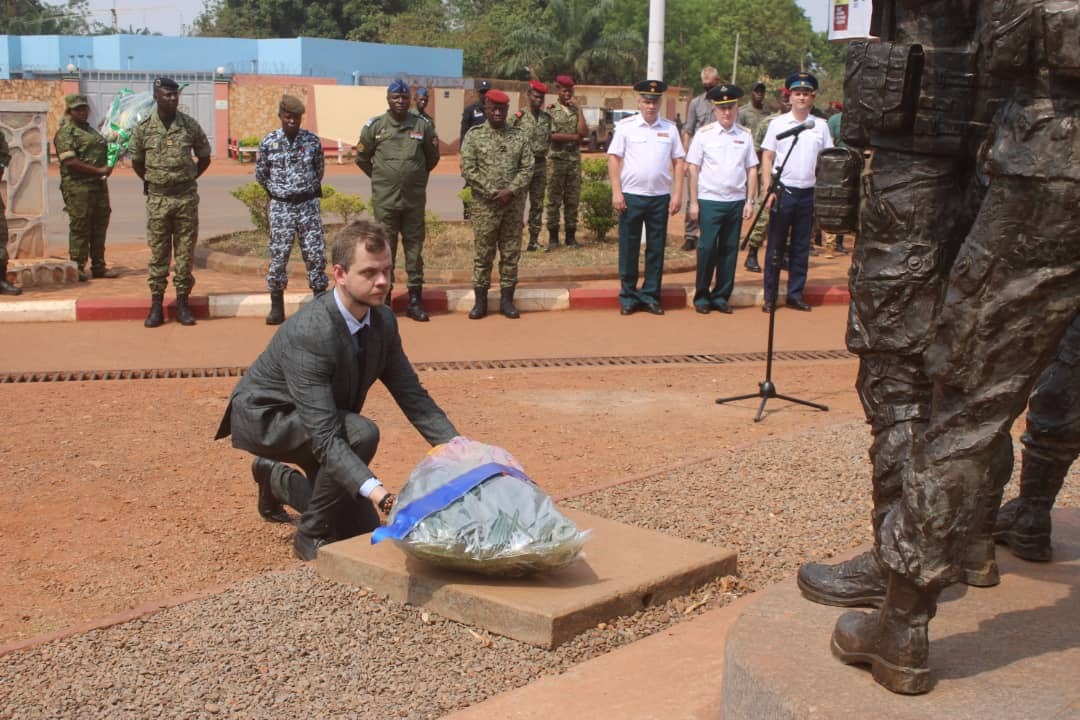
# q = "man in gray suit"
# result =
<box><xmin>215</xmin><ymin>220</ymin><xmax>459</xmax><ymax>560</ymax></box>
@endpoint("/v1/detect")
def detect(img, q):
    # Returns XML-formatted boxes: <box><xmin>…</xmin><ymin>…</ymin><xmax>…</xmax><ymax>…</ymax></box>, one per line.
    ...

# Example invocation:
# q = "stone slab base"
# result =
<box><xmin>9</xmin><ymin>258</ymin><xmax>78</xmax><ymax>288</ymax></box>
<box><xmin>722</xmin><ymin>508</ymin><xmax>1080</xmax><ymax>719</ymax></box>
<box><xmin>317</xmin><ymin>507</ymin><xmax>737</xmax><ymax>649</ymax></box>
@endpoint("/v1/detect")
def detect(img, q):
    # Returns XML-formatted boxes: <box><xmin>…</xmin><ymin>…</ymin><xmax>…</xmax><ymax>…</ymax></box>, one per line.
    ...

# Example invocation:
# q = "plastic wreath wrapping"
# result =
<box><xmin>99</xmin><ymin>89</ymin><xmax>157</xmax><ymax>167</ymax></box>
<box><xmin>371</xmin><ymin>437</ymin><xmax>589</xmax><ymax>577</ymax></box>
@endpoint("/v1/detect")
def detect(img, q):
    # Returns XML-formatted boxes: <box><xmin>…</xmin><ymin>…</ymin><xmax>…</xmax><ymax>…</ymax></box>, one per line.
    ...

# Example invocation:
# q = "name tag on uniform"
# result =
<box><xmin>409</xmin><ymin>131</ymin><xmax>424</xmax><ymax>140</ymax></box>
<box><xmin>656</xmin><ymin>132</ymin><xmax>669</xmax><ymax>138</ymax></box>
<box><xmin>734</xmin><ymin>140</ymin><xmax>745</xmax><ymax>144</ymax></box>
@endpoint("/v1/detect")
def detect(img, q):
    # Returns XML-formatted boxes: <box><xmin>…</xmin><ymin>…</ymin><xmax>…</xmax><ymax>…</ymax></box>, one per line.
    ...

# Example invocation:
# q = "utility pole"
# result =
<box><xmin>732</xmin><ymin>32</ymin><xmax>740</xmax><ymax>84</ymax></box>
<box><xmin>647</xmin><ymin>0</ymin><xmax>664</xmax><ymax>80</ymax></box>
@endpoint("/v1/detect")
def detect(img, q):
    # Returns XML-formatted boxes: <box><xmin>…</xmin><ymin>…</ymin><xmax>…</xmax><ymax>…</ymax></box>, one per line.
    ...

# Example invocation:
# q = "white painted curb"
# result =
<box><xmin>445</xmin><ymin>288</ymin><xmax>569</xmax><ymax>313</ymax></box>
<box><xmin>208</xmin><ymin>293</ymin><xmax>314</xmax><ymax>318</ymax></box>
<box><xmin>0</xmin><ymin>299</ymin><xmax>77</xmax><ymax>322</ymax></box>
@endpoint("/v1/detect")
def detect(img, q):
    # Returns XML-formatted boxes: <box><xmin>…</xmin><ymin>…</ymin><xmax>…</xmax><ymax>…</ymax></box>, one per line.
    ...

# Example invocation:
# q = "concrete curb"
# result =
<box><xmin>0</xmin><ymin>284</ymin><xmax>851</xmax><ymax>322</ymax></box>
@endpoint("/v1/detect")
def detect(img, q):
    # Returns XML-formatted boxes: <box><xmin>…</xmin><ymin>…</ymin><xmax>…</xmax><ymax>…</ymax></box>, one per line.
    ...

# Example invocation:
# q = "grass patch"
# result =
<box><xmin>204</xmin><ymin>222</ymin><xmax>690</xmax><ymax>272</ymax></box>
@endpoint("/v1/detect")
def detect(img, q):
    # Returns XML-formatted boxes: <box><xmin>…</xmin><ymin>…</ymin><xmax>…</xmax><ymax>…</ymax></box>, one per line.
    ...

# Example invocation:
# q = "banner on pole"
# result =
<box><xmin>827</xmin><ymin>0</ymin><xmax>874</xmax><ymax>40</ymax></box>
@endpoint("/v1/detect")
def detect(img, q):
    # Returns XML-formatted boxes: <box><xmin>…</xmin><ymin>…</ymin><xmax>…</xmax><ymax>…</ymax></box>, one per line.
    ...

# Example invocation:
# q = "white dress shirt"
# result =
<box><xmin>761</xmin><ymin>113</ymin><xmax>833</xmax><ymax>189</ymax></box>
<box><xmin>686</xmin><ymin>121</ymin><xmax>759</xmax><ymax>202</ymax></box>
<box><xmin>607</xmin><ymin>114</ymin><xmax>686</xmax><ymax>196</ymax></box>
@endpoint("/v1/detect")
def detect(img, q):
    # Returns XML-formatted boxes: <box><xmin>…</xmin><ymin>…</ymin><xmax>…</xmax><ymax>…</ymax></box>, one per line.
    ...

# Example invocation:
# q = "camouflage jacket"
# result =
<box><xmin>460</xmin><ymin>123</ymin><xmax>534</xmax><ymax>202</ymax></box>
<box><xmin>54</xmin><ymin>120</ymin><xmax>109</xmax><ymax>189</ymax></box>
<box><xmin>355</xmin><ymin>111</ymin><xmax>439</xmax><ymax>210</ymax></box>
<box><xmin>256</xmin><ymin>128</ymin><xmax>325</xmax><ymax>199</ymax></box>
<box><xmin>547</xmin><ymin>102</ymin><xmax>582</xmax><ymax>157</ymax></box>
<box><xmin>0</xmin><ymin>130</ymin><xmax>9</xmax><ymax>170</ymax></box>
<box><xmin>128</xmin><ymin>111</ymin><xmax>211</xmax><ymax>188</ymax></box>
<box><xmin>510</xmin><ymin>107</ymin><xmax>552</xmax><ymax>158</ymax></box>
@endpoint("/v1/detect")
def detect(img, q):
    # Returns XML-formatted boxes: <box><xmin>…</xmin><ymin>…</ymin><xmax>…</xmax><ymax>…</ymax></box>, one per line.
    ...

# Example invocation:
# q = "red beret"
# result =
<box><xmin>486</xmin><ymin>89</ymin><xmax>510</xmax><ymax>104</ymax></box>
<box><xmin>555</xmin><ymin>75</ymin><xmax>575</xmax><ymax>88</ymax></box>
<box><xmin>528</xmin><ymin>79</ymin><xmax>548</xmax><ymax>94</ymax></box>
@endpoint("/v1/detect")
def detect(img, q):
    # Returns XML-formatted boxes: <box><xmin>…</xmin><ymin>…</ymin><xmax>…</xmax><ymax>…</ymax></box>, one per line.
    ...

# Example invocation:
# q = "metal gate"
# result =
<box><xmin>79</xmin><ymin>70</ymin><xmax>217</xmax><ymax>156</ymax></box>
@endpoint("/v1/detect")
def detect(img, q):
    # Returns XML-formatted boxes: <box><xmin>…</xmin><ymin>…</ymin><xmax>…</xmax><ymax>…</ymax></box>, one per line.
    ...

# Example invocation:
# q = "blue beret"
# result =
<box><xmin>785</xmin><ymin>72</ymin><xmax>818</xmax><ymax>91</ymax></box>
<box><xmin>387</xmin><ymin>79</ymin><xmax>410</xmax><ymax>94</ymax></box>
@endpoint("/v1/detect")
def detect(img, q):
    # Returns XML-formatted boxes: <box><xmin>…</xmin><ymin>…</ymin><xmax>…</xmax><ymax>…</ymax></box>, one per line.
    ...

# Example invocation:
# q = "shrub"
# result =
<box><xmin>238</xmin><ymin>135</ymin><xmax>261</xmax><ymax>147</ymax></box>
<box><xmin>581</xmin><ymin>156</ymin><xmax>609</xmax><ymax>182</ymax></box>
<box><xmin>579</xmin><ymin>180</ymin><xmax>616</xmax><ymax>242</ymax></box>
<box><xmin>320</xmin><ymin>184</ymin><xmax>367</xmax><ymax>225</ymax></box>
<box><xmin>426</xmin><ymin>210</ymin><xmax>447</xmax><ymax>241</ymax></box>
<box><xmin>457</xmin><ymin>186</ymin><xmax>472</xmax><ymax>205</ymax></box>
<box><xmin>230</xmin><ymin>181</ymin><xmax>270</xmax><ymax>232</ymax></box>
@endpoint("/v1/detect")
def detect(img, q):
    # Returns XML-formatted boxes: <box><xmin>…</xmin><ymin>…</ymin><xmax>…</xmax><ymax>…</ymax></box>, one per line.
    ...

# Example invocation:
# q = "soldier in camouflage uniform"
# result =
<box><xmin>545</xmin><ymin>75</ymin><xmax>586</xmax><ymax>251</ymax></box>
<box><xmin>129</xmin><ymin>77</ymin><xmax>212</xmax><ymax>328</ymax></box>
<box><xmin>54</xmin><ymin>94</ymin><xmax>116</xmax><ymax>282</ymax></box>
<box><xmin>742</xmin><ymin>87</ymin><xmax>790</xmax><ymax>273</ymax></box>
<box><xmin>509</xmin><ymin>80</ymin><xmax>552</xmax><ymax>251</ymax></box>
<box><xmin>0</xmin><ymin>127</ymin><xmax>23</xmax><ymax>295</ymax></box>
<box><xmin>356</xmin><ymin>79</ymin><xmax>440</xmax><ymax>322</ymax></box>
<box><xmin>460</xmin><ymin>89</ymin><xmax>534</xmax><ymax>319</ymax></box>
<box><xmin>256</xmin><ymin>94</ymin><xmax>327</xmax><ymax>326</ymax></box>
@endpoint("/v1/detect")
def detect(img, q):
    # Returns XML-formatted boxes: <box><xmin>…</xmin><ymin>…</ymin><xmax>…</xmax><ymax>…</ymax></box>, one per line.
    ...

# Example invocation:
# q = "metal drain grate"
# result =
<box><xmin>0</xmin><ymin>349</ymin><xmax>852</xmax><ymax>384</ymax></box>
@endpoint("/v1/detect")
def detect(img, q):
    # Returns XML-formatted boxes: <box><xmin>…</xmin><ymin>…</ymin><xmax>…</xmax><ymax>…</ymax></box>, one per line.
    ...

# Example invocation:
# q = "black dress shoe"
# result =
<box><xmin>252</xmin><ymin>457</ymin><xmax>291</xmax><ymax>523</ymax></box>
<box><xmin>619</xmin><ymin>304</ymin><xmax>638</xmax><ymax>316</ymax></box>
<box><xmin>643</xmin><ymin>302</ymin><xmax>665</xmax><ymax>315</ymax></box>
<box><xmin>785</xmin><ymin>298</ymin><xmax>812</xmax><ymax>311</ymax></box>
<box><xmin>713</xmin><ymin>301</ymin><xmax>733</xmax><ymax>314</ymax></box>
<box><xmin>694</xmin><ymin>304</ymin><xmax>710</xmax><ymax>314</ymax></box>
<box><xmin>762</xmin><ymin>303</ymin><xmax>775</xmax><ymax>313</ymax></box>
<box><xmin>293</xmin><ymin>531</ymin><xmax>329</xmax><ymax>561</ymax></box>
<box><xmin>681</xmin><ymin>237</ymin><xmax>697</xmax><ymax>251</ymax></box>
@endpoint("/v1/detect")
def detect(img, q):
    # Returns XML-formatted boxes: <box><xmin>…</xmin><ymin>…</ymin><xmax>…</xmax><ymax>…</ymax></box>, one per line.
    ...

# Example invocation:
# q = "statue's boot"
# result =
<box><xmin>994</xmin><ymin>452</ymin><xmax>1071</xmax><ymax>562</ymax></box>
<box><xmin>831</xmin><ymin>570</ymin><xmax>936</xmax><ymax>695</ymax></box>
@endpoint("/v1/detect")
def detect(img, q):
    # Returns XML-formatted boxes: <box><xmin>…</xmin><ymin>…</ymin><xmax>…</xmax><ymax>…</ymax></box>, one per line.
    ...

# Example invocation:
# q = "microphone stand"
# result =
<box><xmin>716</xmin><ymin>128</ymin><xmax>829</xmax><ymax>422</ymax></box>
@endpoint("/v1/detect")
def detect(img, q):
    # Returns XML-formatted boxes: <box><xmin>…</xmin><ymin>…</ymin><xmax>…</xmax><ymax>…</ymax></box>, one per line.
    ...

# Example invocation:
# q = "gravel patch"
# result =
<box><xmin>2</xmin><ymin>418</ymin><xmax>1077</xmax><ymax>719</ymax></box>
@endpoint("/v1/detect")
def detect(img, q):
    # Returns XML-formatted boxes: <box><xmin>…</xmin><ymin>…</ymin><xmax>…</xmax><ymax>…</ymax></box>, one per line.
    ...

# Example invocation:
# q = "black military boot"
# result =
<box><xmin>995</xmin><ymin>451</ymin><xmax>1071</xmax><ymax>562</ymax></box>
<box><xmin>176</xmin><ymin>294</ymin><xmax>196</xmax><ymax>326</ymax></box>
<box><xmin>0</xmin><ymin>262</ymin><xmax>22</xmax><ymax>296</ymax></box>
<box><xmin>468</xmin><ymin>287</ymin><xmax>488</xmax><ymax>319</ymax></box>
<box><xmin>526</xmin><ymin>232</ymin><xmax>540</xmax><ymax>251</ymax></box>
<box><xmin>831</xmin><ymin>570</ymin><xmax>938</xmax><ymax>695</ymax></box>
<box><xmin>499</xmin><ymin>285</ymin><xmax>520</xmax><ymax>319</ymax></box>
<box><xmin>681</xmin><ymin>236</ymin><xmax>697</xmax><ymax>251</ymax></box>
<box><xmin>265</xmin><ymin>291</ymin><xmax>285</xmax><ymax>325</ymax></box>
<box><xmin>144</xmin><ymin>293</ymin><xmax>164</xmax><ymax>328</ymax></box>
<box><xmin>405</xmin><ymin>287</ymin><xmax>430</xmax><ymax>322</ymax></box>
<box><xmin>744</xmin><ymin>247</ymin><xmax>762</xmax><ymax>273</ymax></box>
<box><xmin>545</xmin><ymin>228</ymin><xmax>559</xmax><ymax>253</ymax></box>
<box><xmin>836</xmin><ymin>234</ymin><xmax>849</xmax><ymax>254</ymax></box>
<box><xmin>564</xmin><ymin>228</ymin><xmax>578</xmax><ymax>247</ymax></box>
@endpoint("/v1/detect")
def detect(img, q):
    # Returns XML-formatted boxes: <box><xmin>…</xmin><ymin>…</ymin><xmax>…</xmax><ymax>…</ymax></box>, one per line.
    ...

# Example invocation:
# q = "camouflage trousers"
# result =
<box><xmin>0</xmin><ymin>200</ymin><xmax>8</xmax><ymax>269</ymax></box>
<box><xmin>61</xmin><ymin>183</ymin><xmax>111</xmax><ymax>273</ymax></box>
<box><xmin>546</xmin><ymin>154</ymin><xmax>581</xmax><ymax>232</ymax></box>
<box><xmin>266</xmin><ymin>198</ymin><xmax>328</xmax><ymax>293</ymax></box>
<box><xmin>525</xmin><ymin>158</ymin><xmax>547</xmax><ymax>239</ymax></box>
<box><xmin>146</xmin><ymin>190</ymin><xmax>199</xmax><ymax>296</ymax></box>
<box><xmin>373</xmin><ymin>204</ymin><xmax>426</xmax><ymax>290</ymax></box>
<box><xmin>471</xmin><ymin>194</ymin><xmax>527</xmax><ymax>289</ymax></box>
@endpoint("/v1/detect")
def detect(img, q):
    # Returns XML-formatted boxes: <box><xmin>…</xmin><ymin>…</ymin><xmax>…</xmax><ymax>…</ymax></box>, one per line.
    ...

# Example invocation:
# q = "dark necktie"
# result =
<box><xmin>354</xmin><ymin>326</ymin><xmax>367</xmax><ymax>368</ymax></box>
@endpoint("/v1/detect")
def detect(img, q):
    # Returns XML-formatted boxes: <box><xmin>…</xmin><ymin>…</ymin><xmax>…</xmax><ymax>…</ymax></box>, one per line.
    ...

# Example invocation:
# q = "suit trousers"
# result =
<box><xmin>618</xmin><ymin>193</ymin><xmax>670</xmax><ymax>308</ymax></box>
<box><xmin>263</xmin><ymin>411</ymin><xmax>382</xmax><ymax>541</ymax></box>
<box><xmin>764</xmin><ymin>186</ymin><xmax>814</xmax><ymax>305</ymax></box>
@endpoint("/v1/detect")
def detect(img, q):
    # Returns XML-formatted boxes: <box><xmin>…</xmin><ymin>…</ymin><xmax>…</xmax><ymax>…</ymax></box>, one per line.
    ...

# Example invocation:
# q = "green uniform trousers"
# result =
<box><xmin>374</xmin><ymin>205</ymin><xmax>426</xmax><ymax>290</ymax></box>
<box><xmin>525</xmin><ymin>158</ymin><xmax>547</xmax><ymax>239</ymax></box>
<box><xmin>62</xmin><ymin>184</ymin><xmax>111</xmax><ymax>273</ymax></box>
<box><xmin>146</xmin><ymin>190</ymin><xmax>199</xmax><ymax>296</ymax></box>
<box><xmin>694</xmin><ymin>199</ymin><xmax>744</xmax><ymax>308</ymax></box>
<box><xmin>618</xmin><ymin>193</ymin><xmax>670</xmax><ymax>308</ymax></box>
<box><xmin>471</xmin><ymin>195</ymin><xmax>527</xmax><ymax>289</ymax></box>
<box><xmin>546</xmin><ymin>154</ymin><xmax>581</xmax><ymax>233</ymax></box>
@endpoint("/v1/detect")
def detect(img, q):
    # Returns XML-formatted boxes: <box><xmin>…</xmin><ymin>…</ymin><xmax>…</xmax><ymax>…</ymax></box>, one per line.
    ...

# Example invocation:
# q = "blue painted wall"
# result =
<box><xmin>0</xmin><ymin>34</ymin><xmax>463</xmax><ymax>84</ymax></box>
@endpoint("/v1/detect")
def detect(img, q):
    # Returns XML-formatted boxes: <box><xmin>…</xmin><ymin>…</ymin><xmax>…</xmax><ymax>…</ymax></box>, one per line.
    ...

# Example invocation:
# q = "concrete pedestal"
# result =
<box><xmin>722</xmin><ymin>509</ymin><xmax>1080</xmax><ymax>719</ymax></box>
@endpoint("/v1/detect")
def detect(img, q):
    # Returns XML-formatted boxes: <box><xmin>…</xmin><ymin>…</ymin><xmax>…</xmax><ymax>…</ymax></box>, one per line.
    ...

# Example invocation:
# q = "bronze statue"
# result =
<box><xmin>800</xmin><ymin>0</ymin><xmax>1080</xmax><ymax>694</ymax></box>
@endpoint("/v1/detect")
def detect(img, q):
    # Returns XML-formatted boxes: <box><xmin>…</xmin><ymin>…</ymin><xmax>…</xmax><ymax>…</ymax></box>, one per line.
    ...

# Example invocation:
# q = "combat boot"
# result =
<box><xmin>468</xmin><ymin>287</ymin><xmax>488</xmax><ymax>320</ymax></box>
<box><xmin>681</xmin><ymin>236</ymin><xmax>697</xmax><ymax>251</ymax></box>
<box><xmin>0</xmin><ymin>261</ymin><xmax>22</xmax><ymax>295</ymax></box>
<box><xmin>744</xmin><ymin>247</ymin><xmax>762</xmax><ymax>273</ymax></box>
<box><xmin>265</xmin><ymin>291</ymin><xmax>285</xmax><ymax>325</ymax></box>
<box><xmin>994</xmin><ymin>452</ymin><xmax>1071</xmax><ymax>562</ymax></box>
<box><xmin>405</xmin><ymin>287</ymin><xmax>430</xmax><ymax>322</ymax></box>
<box><xmin>144</xmin><ymin>293</ymin><xmax>164</xmax><ymax>328</ymax></box>
<box><xmin>176</xmin><ymin>294</ymin><xmax>196</xmax><ymax>326</ymax></box>
<box><xmin>545</xmin><ymin>228</ymin><xmax>559</xmax><ymax>253</ymax></box>
<box><xmin>499</xmin><ymin>285</ymin><xmax>520</xmax><ymax>319</ymax></box>
<box><xmin>92</xmin><ymin>268</ymin><xmax>120</xmax><ymax>279</ymax></box>
<box><xmin>831</xmin><ymin>570</ymin><xmax>937</xmax><ymax>695</ymax></box>
<box><xmin>526</xmin><ymin>232</ymin><xmax>540</xmax><ymax>252</ymax></box>
<box><xmin>564</xmin><ymin>228</ymin><xmax>578</xmax><ymax>247</ymax></box>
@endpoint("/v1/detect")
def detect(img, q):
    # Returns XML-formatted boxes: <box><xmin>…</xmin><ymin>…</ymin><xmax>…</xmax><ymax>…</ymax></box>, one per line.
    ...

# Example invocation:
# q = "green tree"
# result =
<box><xmin>1</xmin><ymin>0</ymin><xmax>89</xmax><ymax>34</ymax></box>
<box><xmin>193</xmin><ymin>0</ymin><xmax>417</xmax><ymax>40</ymax></box>
<box><xmin>492</xmin><ymin>0</ymin><xmax>642</xmax><ymax>84</ymax></box>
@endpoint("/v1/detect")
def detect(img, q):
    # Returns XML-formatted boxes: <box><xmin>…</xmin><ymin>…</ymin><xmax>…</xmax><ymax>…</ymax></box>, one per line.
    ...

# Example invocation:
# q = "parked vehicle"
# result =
<box><xmin>580</xmin><ymin>107</ymin><xmax>614</xmax><ymax>152</ymax></box>
<box><xmin>610</xmin><ymin>109</ymin><xmax>640</xmax><ymax>123</ymax></box>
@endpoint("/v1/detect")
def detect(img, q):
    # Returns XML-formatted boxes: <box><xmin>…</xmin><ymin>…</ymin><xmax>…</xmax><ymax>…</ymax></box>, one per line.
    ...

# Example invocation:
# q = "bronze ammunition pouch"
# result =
<box><xmin>1043</xmin><ymin>2</ymin><xmax>1080</xmax><ymax>75</ymax></box>
<box><xmin>814</xmin><ymin>147</ymin><xmax>864</xmax><ymax>236</ymax></box>
<box><xmin>842</xmin><ymin>41</ymin><xmax>923</xmax><ymax>147</ymax></box>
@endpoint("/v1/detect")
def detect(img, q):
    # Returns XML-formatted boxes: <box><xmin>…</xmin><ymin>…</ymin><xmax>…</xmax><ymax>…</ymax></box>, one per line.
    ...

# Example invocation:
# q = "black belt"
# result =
<box><xmin>270</xmin><ymin>191</ymin><xmax>320</xmax><ymax>204</ymax></box>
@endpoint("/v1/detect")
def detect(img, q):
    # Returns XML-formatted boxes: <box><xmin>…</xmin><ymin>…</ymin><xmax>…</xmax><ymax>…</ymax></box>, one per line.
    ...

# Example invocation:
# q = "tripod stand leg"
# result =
<box><xmin>754</xmin><ymin>395</ymin><xmax>769</xmax><ymax>422</ymax></box>
<box><xmin>715</xmin><ymin>392</ymin><xmax>765</xmax><ymax>405</ymax></box>
<box><xmin>774</xmin><ymin>393</ymin><xmax>829</xmax><ymax>412</ymax></box>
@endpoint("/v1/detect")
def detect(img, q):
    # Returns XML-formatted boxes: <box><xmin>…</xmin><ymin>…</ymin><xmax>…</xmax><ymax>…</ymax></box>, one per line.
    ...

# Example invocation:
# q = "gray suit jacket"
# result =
<box><xmin>215</xmin><ymin>290</ymin><xmax>457</xmax><ymax>497</ymax></box>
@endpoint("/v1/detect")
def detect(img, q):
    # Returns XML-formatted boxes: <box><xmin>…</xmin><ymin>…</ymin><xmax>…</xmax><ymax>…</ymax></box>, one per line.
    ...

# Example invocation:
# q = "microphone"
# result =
<box><xmin>775</xmin><ymin>119</ymin><xmax>816</xmax><ymax>141</ymax></box>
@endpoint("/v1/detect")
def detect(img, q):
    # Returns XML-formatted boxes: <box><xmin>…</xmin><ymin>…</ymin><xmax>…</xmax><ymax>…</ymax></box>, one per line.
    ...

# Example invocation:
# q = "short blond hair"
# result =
<box><xmin>701</xmin><ymin>66</ymin><xmax>719</xmax><ymax>83</ymax></box>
